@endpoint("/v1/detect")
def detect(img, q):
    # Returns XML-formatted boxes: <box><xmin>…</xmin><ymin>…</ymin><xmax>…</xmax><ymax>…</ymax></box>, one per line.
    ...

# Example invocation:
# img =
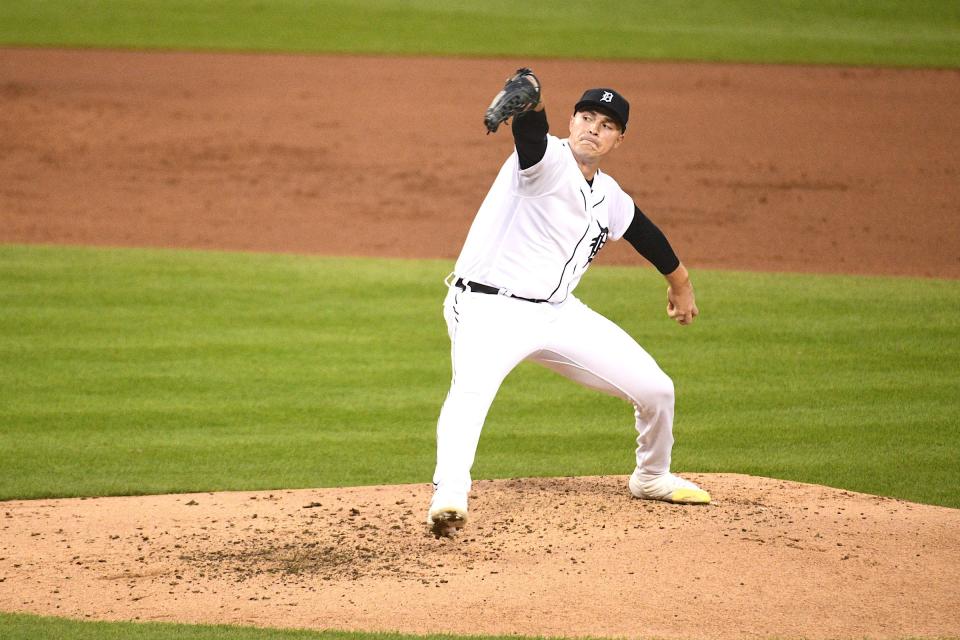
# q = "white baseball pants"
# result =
<box><xmin>432</xmin><ymin>283</ymin><xmax>677</xmax><ymax>498</ymax></box>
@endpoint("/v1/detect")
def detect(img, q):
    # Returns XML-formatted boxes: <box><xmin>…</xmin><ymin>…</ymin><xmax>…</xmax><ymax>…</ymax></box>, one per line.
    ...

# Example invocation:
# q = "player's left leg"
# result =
<box><xmin>529</xmin><ymin>296</ymin><xmax>675</xmax><ymax>477</ymax></box>
<box><xmin>528</xmin><ymin>295</ymin><xmax>709</xmax><ymax>504</ymax></box>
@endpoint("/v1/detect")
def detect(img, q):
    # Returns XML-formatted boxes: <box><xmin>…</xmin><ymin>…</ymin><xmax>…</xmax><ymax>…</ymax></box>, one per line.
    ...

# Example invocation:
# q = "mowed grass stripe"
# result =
<box><xmin>1</xmin><ymin>245</ymin><xmax>447</xmax><ymax>498</ymax></box>
<box><xmin>1</xmin><ymin>244</ymin><xmax>957</xmax><ymax>508</ymax></box>
<box><xmin>0</xmin><ymin>0</ymin><xmax>959</xmax><ymax>67</ymax></box>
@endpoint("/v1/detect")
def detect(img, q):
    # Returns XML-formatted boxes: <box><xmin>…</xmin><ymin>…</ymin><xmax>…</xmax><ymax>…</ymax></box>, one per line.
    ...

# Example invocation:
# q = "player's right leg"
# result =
<box><xmin>429</xmin><ymin>288</ymin><xmax>539</xmax><ymax>536</ymax></box>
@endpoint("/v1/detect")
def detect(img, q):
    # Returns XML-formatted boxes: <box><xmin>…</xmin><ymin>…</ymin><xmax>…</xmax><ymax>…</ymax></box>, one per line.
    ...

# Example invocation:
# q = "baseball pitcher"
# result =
<box><xmin>428</xmin><ymin>69</ymin><xmax>708</xmax><ymax>538</ymax></box>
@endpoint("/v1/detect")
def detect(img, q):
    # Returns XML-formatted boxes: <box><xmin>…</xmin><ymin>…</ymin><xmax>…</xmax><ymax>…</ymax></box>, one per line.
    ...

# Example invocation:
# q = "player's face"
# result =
<box><xmin>568</xmin><ymin>110</ymin><xmax>624</xmax><ymax>160</ymax></box>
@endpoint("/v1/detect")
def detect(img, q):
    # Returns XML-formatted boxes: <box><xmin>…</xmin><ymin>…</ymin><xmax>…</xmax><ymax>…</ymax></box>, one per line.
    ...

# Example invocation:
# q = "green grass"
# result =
<box><xmin>0</xmin><ymin>614</ymin><xmax>341</xmax><ymax>640</ymax></box>
<box><xmin>0</xmin><ymin>245</ymin><xmax>448</xmax><ymax>498</ymax></box>
<box><xmin>1</xmin><ymin>0</ymin><xmax>959</xmax><ymax>67</ymax></box>
<box><xmin>0</xmin><ymin>613</ymin><xmax>558</xmax><ymax>640</ymax></box>
<box><xmin>1</xmin><ymin>244</ymin><xmax>958</xmax><ymax>509</ymax></box>
<box><xmin>2</xmin><ymin>612</ymin><xmax>956</xmax><ymax>640</ymax></box>
<box><xmin>579</xmin><ymin>267</ymin><xmax>960</xmax><ymax>508</ymax></box>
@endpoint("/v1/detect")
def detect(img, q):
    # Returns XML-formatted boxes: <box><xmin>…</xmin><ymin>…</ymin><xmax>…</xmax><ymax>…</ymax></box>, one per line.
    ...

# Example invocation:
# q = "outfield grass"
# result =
<box><xmin>2</xmin><ymin>245</ymin><xmax>957</xmax><ymax>509</ymax></box>
<box><xmin>0</xmin><ymin>612</ymin><xmax>540</xmax><ymax>640</ymax></box>
<box><xmin>0</xmin><ymin>246</ymin><xmax>447</xmax><ymax>498</ymax></box>
<box><xmin>1</xmin><ymin>0</ymin><xmax>959</xmax><ymax>67</ymax></box>
<box><xmin>2</xmin><ymin>611</ymin><xmax>958</xmax><ymax>640</ymax></box>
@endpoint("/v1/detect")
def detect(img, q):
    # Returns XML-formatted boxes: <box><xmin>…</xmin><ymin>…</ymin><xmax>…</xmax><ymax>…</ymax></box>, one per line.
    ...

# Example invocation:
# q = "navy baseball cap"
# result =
<box><xmin>574</xmin><ymin>88</ymin><xmax>629</xmax><ymax>132</ymax></box>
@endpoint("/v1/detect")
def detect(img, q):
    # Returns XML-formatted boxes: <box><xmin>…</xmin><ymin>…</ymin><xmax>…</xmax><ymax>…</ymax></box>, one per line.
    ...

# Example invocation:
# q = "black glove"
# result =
<box><xmin>483</xmin><ymin>68</ymin><xmax>541</xmax><ymax>134</ymax></box>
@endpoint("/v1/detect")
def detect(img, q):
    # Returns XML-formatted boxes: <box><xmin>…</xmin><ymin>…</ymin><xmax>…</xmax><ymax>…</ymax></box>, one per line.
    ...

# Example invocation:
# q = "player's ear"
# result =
<box><xmin>569</xmin><ymin>113</ymin><xmax>577</xmax><ymax>132</ymax></box>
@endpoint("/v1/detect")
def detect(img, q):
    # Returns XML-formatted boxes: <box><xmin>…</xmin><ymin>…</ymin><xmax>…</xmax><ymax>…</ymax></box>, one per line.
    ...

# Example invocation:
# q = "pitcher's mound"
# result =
<box><xmin>2</xmin><ymin>474</ymin><xmax>958</xmax><ymax>639</ymax></box>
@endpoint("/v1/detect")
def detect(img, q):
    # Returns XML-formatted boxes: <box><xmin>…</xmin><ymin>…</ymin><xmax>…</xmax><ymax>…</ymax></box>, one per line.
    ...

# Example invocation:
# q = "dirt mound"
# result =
<box><xmin>2</xmin><ymin>474</ymin><xmax>958</xmax><ymax>639</ymax></box>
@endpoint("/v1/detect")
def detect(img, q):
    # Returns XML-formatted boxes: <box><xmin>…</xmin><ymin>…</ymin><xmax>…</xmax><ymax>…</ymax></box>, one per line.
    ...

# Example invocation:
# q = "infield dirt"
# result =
<box><xmin>2</xmin><ymin>49</ymin><xmax>959</xmax><ymax>277</ymax></box>
<box><xmin>3</xmin><ymin>475</ymin><xmax>960</xmax><ymax>639</ymax></box>
<box><xmin>1</xmin><ymin>48</ymin><xmax>959</xmax><ymax>639</ymax></box>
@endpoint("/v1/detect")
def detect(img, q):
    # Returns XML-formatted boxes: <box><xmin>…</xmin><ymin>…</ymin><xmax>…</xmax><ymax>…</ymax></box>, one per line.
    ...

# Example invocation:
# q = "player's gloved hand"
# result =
<box><xmin>484</xmin><ymin>68</ymin><xmax>541</xmax><ymax>134</ymax></box>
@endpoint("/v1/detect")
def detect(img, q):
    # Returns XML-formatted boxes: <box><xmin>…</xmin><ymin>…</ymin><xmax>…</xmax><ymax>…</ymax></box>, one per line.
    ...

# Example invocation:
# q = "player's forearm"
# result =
<box><xmin>512</xmin><ymin>108</ymin><xmax>549</xmax><ymax>169</ymax></box>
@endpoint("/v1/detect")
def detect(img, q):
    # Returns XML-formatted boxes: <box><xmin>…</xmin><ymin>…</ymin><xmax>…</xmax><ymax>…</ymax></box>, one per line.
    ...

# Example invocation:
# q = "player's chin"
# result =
<box><xmin>574</xmin><ymin>146</ymin><xmax>604</xmax><ymax>163</ymax></box>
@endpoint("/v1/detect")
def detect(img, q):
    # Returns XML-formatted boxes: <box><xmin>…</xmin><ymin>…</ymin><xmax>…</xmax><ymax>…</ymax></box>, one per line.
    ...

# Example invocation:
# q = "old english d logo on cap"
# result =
<box><xmin>574</xmin><ymin>88</ymin><xmax>630</xmax><ymax>131</ymax></box>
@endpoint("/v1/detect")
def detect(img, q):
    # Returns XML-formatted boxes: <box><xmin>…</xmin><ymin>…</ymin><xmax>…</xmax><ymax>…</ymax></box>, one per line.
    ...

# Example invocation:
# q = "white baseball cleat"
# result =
<box><xmin>426</xmin><ymin>490</ymin><xmax>468</xmax><ymax>538</ymax></box>
<box><xmin>629</xmin><ymin>469</ymin><xmax>710</xmax><ymax>504</ymax></box>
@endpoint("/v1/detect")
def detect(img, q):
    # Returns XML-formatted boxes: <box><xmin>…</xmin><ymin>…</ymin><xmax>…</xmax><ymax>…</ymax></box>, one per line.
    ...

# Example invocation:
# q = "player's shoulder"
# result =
<box><xmin>547</xmin><ymin>133</ymin><xmax>565</xmax><ymax>151</ymax></box>
<box><xmin>595</xmin><ymin>169</ymin><xmax>635</xmax><ymax>212</ymax></box>
<box><xmin>595</xmin><ymin>168</ymin><xmax>627</xmax><ymax>195</ymax></box>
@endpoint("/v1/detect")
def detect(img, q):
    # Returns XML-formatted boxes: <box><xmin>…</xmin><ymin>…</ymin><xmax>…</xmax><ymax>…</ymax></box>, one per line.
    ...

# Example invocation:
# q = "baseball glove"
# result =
<box><xmin>483</xmin><ymin>67</ymin><xmax>541</xmax><ymax>134</ymax></box>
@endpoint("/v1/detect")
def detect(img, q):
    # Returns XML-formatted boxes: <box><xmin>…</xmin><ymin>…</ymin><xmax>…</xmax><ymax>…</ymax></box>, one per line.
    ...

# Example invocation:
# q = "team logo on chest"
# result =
<box><xmin>587</xmin><ymin>223</ymin><xmax>609</xmax><ymax>264</ymax></box>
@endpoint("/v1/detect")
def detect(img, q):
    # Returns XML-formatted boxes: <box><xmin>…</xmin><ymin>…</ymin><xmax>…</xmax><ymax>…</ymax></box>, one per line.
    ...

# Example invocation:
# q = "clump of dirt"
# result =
<box><xmin>181</xmin><ymin>497</ymin><xmax>438</xmax><ymax>583</ymax></box>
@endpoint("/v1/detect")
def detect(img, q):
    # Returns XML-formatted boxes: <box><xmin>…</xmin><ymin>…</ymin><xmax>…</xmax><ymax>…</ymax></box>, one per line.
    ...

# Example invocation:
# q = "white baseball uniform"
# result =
<box><xmin>432</xmin><ymin>124</ymin><xmax>678</xmax><ymax>501</ymax></box>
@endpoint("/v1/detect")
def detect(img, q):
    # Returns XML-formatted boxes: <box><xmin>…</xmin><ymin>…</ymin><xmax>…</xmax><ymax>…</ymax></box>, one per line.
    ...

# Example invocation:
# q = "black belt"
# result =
<box><xmin>454</xmin><ymin>278</ymin><xmax>548</xmax><ymax>303</ymax></box>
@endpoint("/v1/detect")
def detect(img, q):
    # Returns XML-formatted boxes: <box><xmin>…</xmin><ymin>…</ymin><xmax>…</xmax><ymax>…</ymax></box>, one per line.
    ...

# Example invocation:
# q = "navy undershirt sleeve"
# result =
<box><xmin>512</xmin><ymin>109</ymin><xmax>549</xmax><ymax>170</ymax></box>
<box><xmin>623</xmin><ymin>205</ymin><xmax>681</xmax><ymax>275</ymax></box>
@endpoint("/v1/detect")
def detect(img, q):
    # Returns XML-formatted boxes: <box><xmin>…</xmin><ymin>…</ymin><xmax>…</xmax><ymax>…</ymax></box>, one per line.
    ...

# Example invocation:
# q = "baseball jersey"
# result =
<box><xmin>454</xmin><ymin>134</ymin><xmax>635</xmax><ymax>303</ymax></box>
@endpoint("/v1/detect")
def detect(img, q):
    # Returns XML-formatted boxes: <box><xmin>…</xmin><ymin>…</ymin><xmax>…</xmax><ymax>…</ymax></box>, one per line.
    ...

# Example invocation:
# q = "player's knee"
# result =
<box><xmin>443</xmin><ymin>384</ymin><xmax>498</xmax><ymax>418</ymax></box>
<box><xmin>654</xmin><ymin>374</ymin><xmax>675</xmax><ymax>405</ymax></box>
<box><xmin>632</xmin><ymin>372</ymin><xmax>674</xmax><ymax>410</ymax></box>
